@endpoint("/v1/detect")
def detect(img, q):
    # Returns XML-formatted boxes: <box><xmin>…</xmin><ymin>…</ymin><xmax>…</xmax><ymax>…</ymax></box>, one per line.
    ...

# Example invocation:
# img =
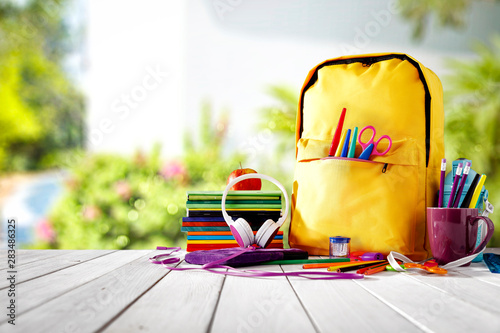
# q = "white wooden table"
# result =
<box><xmin>1</xmin><ymin>249</ymin><xmax>499</xmax><ymax>333</ymax></box>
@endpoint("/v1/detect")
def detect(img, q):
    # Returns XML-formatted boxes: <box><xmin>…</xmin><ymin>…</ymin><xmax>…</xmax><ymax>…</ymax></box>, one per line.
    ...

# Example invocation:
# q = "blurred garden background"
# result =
<box><xmin>1</xmin><ymin>0</ymin><xmax>500</xmax><ymax>249</ymax></box>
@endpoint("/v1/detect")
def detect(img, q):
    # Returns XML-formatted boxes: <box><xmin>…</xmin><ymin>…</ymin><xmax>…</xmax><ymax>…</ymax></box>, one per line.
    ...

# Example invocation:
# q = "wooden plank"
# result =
<box><xmin>401</xmin><ymin>263</ymin><xmax>500</xmax><ymax>314</ymax></box>
<box><xmin>102</xmin><ymin>260</ymin><xmax>226</xmax><ymax>333</ymax></box>
<box><xmin>281</xmin><ymin>264</ymin><xmax>422</xmax><ymax>332</ymax></box>
<box><xmin>452</xmin><ymin>261</ymin><xmax>500</xmax><ymax>287</ymax></box>
<box><xmin>484</xmin><ymin>248</ymin><xmax>500</xmax><ymax>255</ymax></box>
<box><xmin>0</xmin><ymin>250</ymin><xmax>167</xmax><ymax>333</ymax></box>
<box><xmin>210</xmin><ymin>264</ymin><xmax>316</xmax><ymax>333</ymax></box>
<box><xmin>354</xmin><ymin>271</ymin><xmax>500</xmax><ymax>332</ymax></box>
<box><xmin>0</xmin><ymin>250</ymin><xmax>76</xmax><ymax>270</ymax></box>
<box><xmin>0</xmin><ymin>250</ymin><xmax>151</xmax><ymax>324</ymax></box>
<box><xmin>0</xmin><ymin>250</ymin><xmax>115</xmax><ymax>288</ymax></box>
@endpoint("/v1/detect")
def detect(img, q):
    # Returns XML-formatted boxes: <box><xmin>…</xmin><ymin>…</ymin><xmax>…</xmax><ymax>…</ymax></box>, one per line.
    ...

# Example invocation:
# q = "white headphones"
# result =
<box><xmin>221</xmin><ymin>173</ymin><xmax>289</xmax><ymax>248</ymax></box>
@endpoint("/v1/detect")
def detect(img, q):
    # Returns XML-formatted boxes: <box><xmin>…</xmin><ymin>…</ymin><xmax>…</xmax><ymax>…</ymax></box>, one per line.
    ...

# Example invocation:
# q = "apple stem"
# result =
<box><xmin>239</xmin><ymin>162</ymin><xmax>242</xmax><ymax>169</ymax></box>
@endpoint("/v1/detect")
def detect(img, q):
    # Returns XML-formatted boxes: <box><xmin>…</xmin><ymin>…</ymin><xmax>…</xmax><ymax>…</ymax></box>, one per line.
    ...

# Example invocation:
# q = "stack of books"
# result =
<box><xmin>182</xmin><ymin>190</ymin><xmax>285</xmax><ymax>252</ymax></box>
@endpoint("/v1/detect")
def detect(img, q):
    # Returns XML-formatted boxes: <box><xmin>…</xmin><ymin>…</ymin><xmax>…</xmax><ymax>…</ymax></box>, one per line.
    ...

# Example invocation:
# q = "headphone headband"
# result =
<box><xmin>221</xmin><ymin>173</ymin><xmax>289</xmax><ymax>227</ymax></box>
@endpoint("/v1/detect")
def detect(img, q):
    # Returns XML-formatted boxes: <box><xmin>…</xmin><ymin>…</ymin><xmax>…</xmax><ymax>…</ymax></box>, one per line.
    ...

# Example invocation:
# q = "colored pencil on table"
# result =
<box><xmin>356</xmin><ymin>261</ymin><xmax>389</xmax><ymax>274</ymax></box>
<box><xmin>364</xmin><ymin>265</ymin><xmax>388</xmax><ymax>275</ymax></box>
<box><xmin>336</xmin><ymin>261</ymin><xmax>388</xmax><ymax>273</ymax></box>
<box><xmin>327</xmin><ymin>260</ymin><xmax>386</xmax><ymax>272</ymax></box>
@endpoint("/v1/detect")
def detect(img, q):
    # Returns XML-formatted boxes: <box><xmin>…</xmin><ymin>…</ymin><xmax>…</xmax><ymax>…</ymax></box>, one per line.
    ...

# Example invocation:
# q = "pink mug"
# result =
<box><xmin>427</xmin><ymin>208</ymin><xmax>494</xmax><ymax>265</ymax></box>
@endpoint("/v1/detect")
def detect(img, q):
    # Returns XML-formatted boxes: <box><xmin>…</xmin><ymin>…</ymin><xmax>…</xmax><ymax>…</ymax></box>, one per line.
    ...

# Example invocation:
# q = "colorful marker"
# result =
<box><xmin>469</xmin><ymin>174</ymin><xmax>487</xmax><ymax>208</ymax></box>
<box><xmin>453</xmin><ymin>161</ymin><xmax>471</xmax><ymax>208</ymax></box>
<box><xmin>358</xmin><ymin>143</ymin><xmax>374</xmax><ymax>160</ymax></box>
<box><xmin>328</xmin><ymin>108</ymin><xmax>347</xmax><ymax>156</ymax></box>
<box><xmin>334</xmin><ymin>129</ymin><xmax>347</xmax><ymax>157</ymax></box>
<box><xmin>341</xmin><ymin>129</ymin><xmax>351</xmax><ymax>158</ymax></box>
<box><xmin>447</xmin><ymin>162</ymin><xmax>463</xmax><ymax>208</ymax></box>
<box><xmin>460</xmin><ymin>174</ymin><xmax>480</xmax><ymax>208</ymax></box>
<box><xmin>438</xmin><ymin>158</ymin><xmax>446</xmax><ymax>207</ymax></box>
<box><xmin>347</xmin><ymin>127</ymin><xmax>358</xmax><ymax>158</ymax></box>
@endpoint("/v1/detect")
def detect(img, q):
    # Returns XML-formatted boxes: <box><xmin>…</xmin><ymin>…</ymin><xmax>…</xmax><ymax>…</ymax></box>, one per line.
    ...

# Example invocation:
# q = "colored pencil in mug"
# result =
<box><xmin>447</xmin><ymin>162</ymin><xmax>463</xmax><ymax>208</ymax></box>
<box><xmin>453</xmin><ymin>161</ymin><xmax>471</xmax><ymax>208</ymax></box>
<box><xmin>469</xmin><ymin>174</ymin><xmax>487</xmax><ymax>208</ymax></box>
<box><xmin>460</xmin><ymin>173</ymin><xmax>480</xmax><ymax>208</ymax></box>
<box><xmin>438</xmin><ymin>158</ymin><xmax>446</xmax><ymax>207</ymax></box>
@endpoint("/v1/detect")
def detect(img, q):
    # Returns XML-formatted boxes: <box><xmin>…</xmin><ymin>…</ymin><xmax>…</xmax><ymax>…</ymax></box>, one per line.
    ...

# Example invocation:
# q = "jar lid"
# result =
<box><xmin>330</xmin><ymin>236</ymin><xmax>350</xmax><ymax>243</ymax></box>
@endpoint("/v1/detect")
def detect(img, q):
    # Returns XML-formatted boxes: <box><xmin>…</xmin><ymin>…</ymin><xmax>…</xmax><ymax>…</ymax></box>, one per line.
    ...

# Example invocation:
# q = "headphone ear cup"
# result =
<box><xmin>255</xmin><ymin>219</ymin><xmax>279</xmax><ymax>248</ymax></box>
<box><xmin>230</xmin><ymin>218</ymin><xmax>255</xmax><ymax>248</ymax></box>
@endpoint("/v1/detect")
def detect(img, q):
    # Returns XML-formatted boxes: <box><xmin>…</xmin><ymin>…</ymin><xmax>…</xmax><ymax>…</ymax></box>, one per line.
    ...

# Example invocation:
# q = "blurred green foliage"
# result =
<box><xmin>0</xmin><ymin>0</ymin><xmax>84</xmax><ymax>171</ymax></box>
<box><xmin>256</xmin><ymin>85</ymin><xmax>298</xmax><ymax>246</ymax></box>
<box><xmin>35</xmin><ymin>105</ymin><xmax>244</xmax><ymax>249</ymax></box>
<box><xmin>398</xmin><ymin>0</ymin><xmax>500</xmax><ymax>40</ymax></box>
<box><xmin>444</xmin><ymin>36</ymin><xmax>500</xmax><ymax>245</ymax></box>
<box><xmin>256</xmin><ymin>84</ymin><xmax>297</xmax><ymax>186</ymax></box>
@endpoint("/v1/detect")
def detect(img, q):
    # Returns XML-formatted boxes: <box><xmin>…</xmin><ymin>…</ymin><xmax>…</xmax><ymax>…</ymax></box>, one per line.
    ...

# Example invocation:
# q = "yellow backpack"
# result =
<box><xmin>289</xmin><ymin>53</ymin><xmax>444</xmax><ymax>260</ymax></box>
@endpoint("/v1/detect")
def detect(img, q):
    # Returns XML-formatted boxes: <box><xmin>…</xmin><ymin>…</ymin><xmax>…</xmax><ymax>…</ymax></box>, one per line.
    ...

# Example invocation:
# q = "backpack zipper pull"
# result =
<box><xmin>382</xmin><ymin>163</ymin><xmax>388</xmax><ymax>173</ymax></box>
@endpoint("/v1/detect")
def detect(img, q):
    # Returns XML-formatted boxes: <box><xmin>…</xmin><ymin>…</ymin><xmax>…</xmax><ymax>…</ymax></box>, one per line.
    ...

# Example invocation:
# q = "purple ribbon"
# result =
<box><xmin>150</xmin><ymin>246</ymin><xmax>364</xmax><ymax>280</ymax></box>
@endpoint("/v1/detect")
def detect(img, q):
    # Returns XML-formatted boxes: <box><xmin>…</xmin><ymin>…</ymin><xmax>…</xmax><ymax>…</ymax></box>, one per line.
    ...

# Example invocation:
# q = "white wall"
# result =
<box><xmin>86</xmin><ymin>0</ymin><xmax>186</xmax><ymax>156</ymax></box>
<box><xmin>85</xmin><ymin>0</ymin><xmax>500</xmax><ymax>158</ymax></box>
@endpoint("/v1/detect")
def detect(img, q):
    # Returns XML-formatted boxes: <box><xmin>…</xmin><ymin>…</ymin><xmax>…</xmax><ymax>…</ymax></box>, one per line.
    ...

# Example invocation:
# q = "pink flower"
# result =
<box><xmin>160</xmin><ymin>160</ymin><xmax>187</xmax><ymax>182</ymax></box>
<box><xmin>36</xmin><ymin>219</ymin><xmax>56</xmax><ymax>242</ymax></box>
<box><xmin>82</xmin><ymin>205</ymin><xmax>102</xmax><ymax>221</ymax></box>
<box><xmin>114</xmin><ymin>180</ymin><xmax>132</xmax><ymax>201</ymax></box>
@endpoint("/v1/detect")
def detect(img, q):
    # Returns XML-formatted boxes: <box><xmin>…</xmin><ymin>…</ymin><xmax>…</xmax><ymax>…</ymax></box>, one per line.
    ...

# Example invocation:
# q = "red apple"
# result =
<box><xmin>227</xmin><ymin>165</ymin><xmax>262</xmax><ymax>190</ymax></box>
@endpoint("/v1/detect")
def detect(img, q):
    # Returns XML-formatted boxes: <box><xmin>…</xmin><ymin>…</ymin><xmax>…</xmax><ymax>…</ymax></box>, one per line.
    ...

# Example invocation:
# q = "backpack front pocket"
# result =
<box><xmin>290</xmin><ymin>139</ymin><xmax>422</xmax><ymax>256</ymax></box>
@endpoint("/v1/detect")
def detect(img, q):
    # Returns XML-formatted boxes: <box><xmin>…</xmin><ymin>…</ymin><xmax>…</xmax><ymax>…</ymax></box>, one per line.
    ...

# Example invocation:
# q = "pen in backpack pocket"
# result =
<box><xmin>347</xmin><ymin>127</ymin><xmax>358</xmax><ymax>158</ymax></box>
<box><xmin>334</xmin><ymin>129</ymin><xmax>347</xmax><ymax>157</ymax></box>
<box><xmin>340</xmin><ymin>129</ymin><xmax>351</xmax><ymax>158</ymax></box>
<box><xmin>328</xmin><ymin>107</ymin><xmax>347</xmax><ymax>156</ymax></box>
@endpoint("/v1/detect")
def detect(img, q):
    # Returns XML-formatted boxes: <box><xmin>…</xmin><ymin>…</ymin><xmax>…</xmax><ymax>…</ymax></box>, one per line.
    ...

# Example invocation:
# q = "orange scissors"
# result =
<box><xmin>404</xmin><ymin>262</ymin><xmax>447</xmax><ymax>274</ymax></box>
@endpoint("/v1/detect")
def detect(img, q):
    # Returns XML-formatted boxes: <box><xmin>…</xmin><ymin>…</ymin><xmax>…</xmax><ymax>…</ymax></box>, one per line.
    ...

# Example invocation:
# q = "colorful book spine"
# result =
<box><xmin>181</xmin><ymin>190</ymin><xmax>285</xmax><ymax>251</ymax></box>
